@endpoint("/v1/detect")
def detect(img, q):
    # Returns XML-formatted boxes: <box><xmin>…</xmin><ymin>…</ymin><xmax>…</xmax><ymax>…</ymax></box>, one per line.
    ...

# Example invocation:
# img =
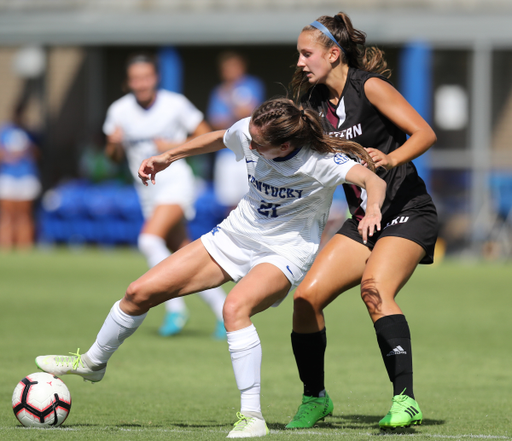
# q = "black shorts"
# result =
<box><xmin>337</xmin><ymin>201</ymin><xmax>438</xmax><ymax>264</ymax></box>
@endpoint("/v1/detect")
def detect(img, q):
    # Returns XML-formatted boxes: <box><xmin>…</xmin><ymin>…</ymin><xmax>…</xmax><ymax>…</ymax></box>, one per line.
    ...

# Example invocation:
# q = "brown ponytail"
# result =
<box><xmin>251</xmin><ymin>98</ymin><xmax>375</xmax><ymax>172</ymax></box>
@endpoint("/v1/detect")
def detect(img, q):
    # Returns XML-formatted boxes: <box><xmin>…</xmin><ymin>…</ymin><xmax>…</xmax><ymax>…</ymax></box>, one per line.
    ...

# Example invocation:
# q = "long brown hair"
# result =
<box><xmin>251</xmin><ymin>98</ymin><xmax>375</xmax><ymax>171</ymax></box>
<box><xmin>291</xmin><ymin>12</ymin><xmax>390</xmax><ymax>101</ymax></box>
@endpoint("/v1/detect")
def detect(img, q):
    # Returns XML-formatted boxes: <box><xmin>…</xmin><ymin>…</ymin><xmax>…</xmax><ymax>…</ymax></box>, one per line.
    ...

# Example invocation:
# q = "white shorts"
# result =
<box><xmin>134</xmin><ymin>160</ymin><xmax>196</xmax><ymax>220</ymax></box>
<box><xmin>0</xmin><ymin>174</ymin><xmax>41</xmax><ymax>201</ymax></box>
<box><xmin>201</xmin><ymin>226</ymin><xmax>305</xmax><ymax>306</ymax></box>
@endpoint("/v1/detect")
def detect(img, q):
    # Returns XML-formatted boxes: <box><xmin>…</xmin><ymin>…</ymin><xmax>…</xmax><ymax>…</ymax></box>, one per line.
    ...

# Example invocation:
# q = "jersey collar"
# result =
<box><xmin>273</xmin><ymin>147</ymin><xmax>302</xmax><ymax>162</ymax></box>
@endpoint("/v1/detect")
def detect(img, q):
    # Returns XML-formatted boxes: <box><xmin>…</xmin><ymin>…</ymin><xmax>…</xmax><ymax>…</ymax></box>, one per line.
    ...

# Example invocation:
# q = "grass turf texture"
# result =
<box><xmin>0</xmin><ymin>248</ymin><xmax>510</xmax><ymax>440</ymax></box>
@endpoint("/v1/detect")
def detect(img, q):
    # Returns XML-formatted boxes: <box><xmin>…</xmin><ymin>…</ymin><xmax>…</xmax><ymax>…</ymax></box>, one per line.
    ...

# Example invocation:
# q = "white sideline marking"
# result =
<box><xmin>2</xmin><ymin>427</ymin><xmax>510</xmax><ymax>439</ymax></box>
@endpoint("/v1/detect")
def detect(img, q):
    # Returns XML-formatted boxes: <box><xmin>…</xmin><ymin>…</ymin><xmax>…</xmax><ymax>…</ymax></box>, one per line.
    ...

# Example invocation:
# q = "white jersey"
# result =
<box><xmin>220</xmin><ymin>117</ymin><xmax>358</xmax><ymax>271</ymax></box>
<box><xmin>103</xmin><ymin>89</ymin><xmax>202</xmax><ymax>219</ymax></box>
<box><xmin>103</xmin><ymin>89</ymin><xmax>203</xmax><ymax>181</ymax></box>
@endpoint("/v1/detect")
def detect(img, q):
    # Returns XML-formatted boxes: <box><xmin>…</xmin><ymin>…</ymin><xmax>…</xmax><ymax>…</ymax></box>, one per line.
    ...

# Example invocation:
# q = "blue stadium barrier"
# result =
<box><xmin>37</xmin><ymin>180</ymin><xmax>226</xmax><ymax>246</ymax></box>
<box><xmin>399</xmin><ymin>41</ymin><xmax>433</xmax><ymax>191</ymax></box>
<box><xmin>490</xmin><ymin>172</ymin><xmax>512</xmax><ymax>219</ymax></box>
<box><xmin>38</xmin><ymin>180</ymin><xmax>143</xmax><ymax>246</ymax></box>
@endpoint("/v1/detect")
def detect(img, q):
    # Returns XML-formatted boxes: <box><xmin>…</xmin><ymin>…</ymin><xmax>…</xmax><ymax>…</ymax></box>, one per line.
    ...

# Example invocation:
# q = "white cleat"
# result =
<box><xmin>227</xmin><ymin>412</ymin><xmax>269</xmax><ymax>438</ymax></box>
<box><xmin>35</xmin><ymin>348</ymin><xmax>106</xmax><ymax>383</ymax></box>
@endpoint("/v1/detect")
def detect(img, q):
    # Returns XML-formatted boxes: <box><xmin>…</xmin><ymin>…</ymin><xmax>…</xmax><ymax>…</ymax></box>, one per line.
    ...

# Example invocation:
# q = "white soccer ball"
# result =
<box><xmin>12</xmin><ymin>372</ymin><xmax>72</xmax><ymax>427</ymax></box>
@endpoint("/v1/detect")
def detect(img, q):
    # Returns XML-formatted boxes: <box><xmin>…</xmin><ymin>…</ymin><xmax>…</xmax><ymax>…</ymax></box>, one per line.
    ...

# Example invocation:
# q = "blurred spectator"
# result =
<box><xmin>207</xmin><ymin>51</ymin><xmax>265</xmax><ymax>209</ymax></box>
<box><xmin>0</xmin><ymin>108</ymin><xmax>41</xmax><ymax>251</ymax></box>
<box><xmin>103</xmin><ymin>53</ymin><xmax>226</xmax><ymax>339</ymax></box>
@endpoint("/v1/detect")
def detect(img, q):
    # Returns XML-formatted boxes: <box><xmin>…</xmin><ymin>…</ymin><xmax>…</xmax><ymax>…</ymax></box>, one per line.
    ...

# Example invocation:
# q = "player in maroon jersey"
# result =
<box><xmin>286</xmin><ymin>11</ymin><xmax>438</xmax><ymax>431</ymax></box>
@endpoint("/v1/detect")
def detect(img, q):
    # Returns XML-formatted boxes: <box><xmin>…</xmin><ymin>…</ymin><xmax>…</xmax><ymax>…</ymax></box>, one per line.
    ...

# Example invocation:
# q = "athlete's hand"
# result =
<box><xmin>138</xmin><ymin>153</ymin><xmax>171</xmax><ymax>186</ymax></box>
<box><xmin>365</xmin><ymin>148</ymin><xmax>395</xmax><ymax>170</ymax></box>
<box><xmin>358</xmin><ymin>206</ymin><xmax>382</xmax><ymax>244</ymax></box>
<box><xmin>107</xmin><ymin>126</ymin><xmax>124</xmax><ymax>145</ymax></box>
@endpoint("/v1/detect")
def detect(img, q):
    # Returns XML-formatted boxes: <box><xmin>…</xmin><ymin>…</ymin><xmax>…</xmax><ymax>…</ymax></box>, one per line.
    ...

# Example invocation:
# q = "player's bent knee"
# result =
<box><xmin>124</xmin><ymin>280</ymin><xmax>153</xmax><ymax>312</ymax></box>
<box><xmin>293</xmin><ymin>285</ymin><xmax>322</xmax><ymax>314</ymax></box>
<box><xmin>222</xmin><ymin>297</ymin><xmax>248</xmax><ymax>330</ymax></box>
<box><xmin>222</xmin><ymin>300</ymin><xmax>239</xmax><ymax>324</ymax></box>
<box><xmin>293</xmin><ymin>296</ymin><xmax>314</xmax><ymax>318</ymax></box>
<box><xmin>293</xmin><ymin>282</ymin><xmax>311</xmax><ymax>301</ymax></box>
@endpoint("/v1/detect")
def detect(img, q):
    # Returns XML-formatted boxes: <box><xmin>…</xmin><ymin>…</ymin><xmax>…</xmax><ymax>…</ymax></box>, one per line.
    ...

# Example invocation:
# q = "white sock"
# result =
<box><xmin>86</xmin><ymin>300</ymin><xmax>147</xmax><ymax>365</ymax></box>
<box><xmin>138</xmin><ymin>233</ymin><xmax>170</xmax><ymax>267</ymax></box>
<box><xmin>138</xmin><ymin>233</ymin><xmax>186</xmax><ymax>313</ymax></box>
<box><xmin>227</xmin><ymin>324</ymin><xmax>262</xmax><ymax>415</ymax></box>
<box><xmin>198</xmin><ymin>287</ymin><xmax>226</xmax><ymax>321</ymax></box>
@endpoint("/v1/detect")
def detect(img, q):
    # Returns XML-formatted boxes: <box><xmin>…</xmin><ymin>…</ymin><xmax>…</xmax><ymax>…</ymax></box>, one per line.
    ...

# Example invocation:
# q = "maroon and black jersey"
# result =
<box><xmin>302</xmin><ymin>67</ymin><xmax>432</xmax><ymax>221</ymax></box>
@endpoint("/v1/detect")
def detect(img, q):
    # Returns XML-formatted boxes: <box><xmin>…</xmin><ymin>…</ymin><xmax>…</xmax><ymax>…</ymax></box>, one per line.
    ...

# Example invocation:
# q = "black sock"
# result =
<box><xmin>374</xmin><ymin>315</ymin><xmax>414</xmax><ymax>399</ymax></box>
<box><xmin>291</xmin><ymin>328</ymin><xmax>326</xmax><ymax>397</ymax></box>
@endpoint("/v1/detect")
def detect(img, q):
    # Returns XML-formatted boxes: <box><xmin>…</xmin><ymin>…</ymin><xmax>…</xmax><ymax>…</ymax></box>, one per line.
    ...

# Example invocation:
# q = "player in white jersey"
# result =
<box><xmin>36</xmin><ymin>98</ymin><xmax>386</xmax><ymax>438</ymax></box>
<box><xmin>103</xmin><ymin>54</ymin><xmax>226</xmax><ymax>338</ymax></box>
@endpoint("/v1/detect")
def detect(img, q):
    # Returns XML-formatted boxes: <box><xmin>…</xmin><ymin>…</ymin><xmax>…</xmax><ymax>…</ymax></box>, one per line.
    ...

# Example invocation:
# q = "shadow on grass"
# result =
<box><xmin>173</xmin><ymin>422</ymin><xmax>227</xmax><ymax>429</ymax></box>
<box><xmin>140</xmin><ymin>326</ymin><xmax>221</xmax><ymax>340</ymax></box>
<box><xmin>64</xmin><ymin>423</ymin><xmax>166</xmax><ymax>428</ymax></box>
<box><xmin>267</xmin><ymin>415</ymin><xmax>446</xmax><ymax>433</ymax></box>
<box><xmin>267</xmin><ymin>422</ymin><xmax>287</xmax><ymax>431</ymax></box>
<box><xmin>326</xmin><ymin>414</ymin><xmax>446</xmax><ymax>431</ymax></box>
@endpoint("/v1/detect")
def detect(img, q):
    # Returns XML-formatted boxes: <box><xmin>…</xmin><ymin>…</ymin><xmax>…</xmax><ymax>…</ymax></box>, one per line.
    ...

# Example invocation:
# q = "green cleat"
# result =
<box><xmin>285</xmin><ymin>393</ymin><xmax>333</xmax><ymax>429</ymax></box>
<box><xmin>379</xmin><ymin>392</ymin><xmax>423</xmax><ymax>430</ymax></box>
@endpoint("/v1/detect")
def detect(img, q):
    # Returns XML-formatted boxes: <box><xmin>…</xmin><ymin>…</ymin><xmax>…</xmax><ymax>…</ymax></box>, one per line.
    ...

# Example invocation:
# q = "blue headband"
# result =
<box><xmin>310</xmin><ymin>21</ymin><xmax>346</xmax><ymax>56</ymax></box>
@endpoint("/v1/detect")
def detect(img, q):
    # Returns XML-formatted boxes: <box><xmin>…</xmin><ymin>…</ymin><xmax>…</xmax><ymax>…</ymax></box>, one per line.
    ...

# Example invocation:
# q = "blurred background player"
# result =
<box><xmin>103</xmin><ymin>53</ymin><xmax>226</xmax><ymax>339</ymax></box>
<box><xmin>207</xmin><ymin>51</ymin><xmax>265</xmax><ymax>211</ymax></box>
<box><xmin>0</xmin><ymin>105</ymin><xmax>41</xmax><ymax>252</ymax></box>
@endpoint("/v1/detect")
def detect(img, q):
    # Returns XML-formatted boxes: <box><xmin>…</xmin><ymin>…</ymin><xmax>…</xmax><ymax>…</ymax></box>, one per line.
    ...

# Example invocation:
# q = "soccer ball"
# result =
<box><xmin>12</xmin><ymin>372</ymin><xmax>72</xmax><ymax>427</ymax></box>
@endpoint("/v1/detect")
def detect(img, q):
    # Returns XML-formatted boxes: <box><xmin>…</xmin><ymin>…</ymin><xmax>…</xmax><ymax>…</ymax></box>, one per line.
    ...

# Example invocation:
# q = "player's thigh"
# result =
<box><xmin>125</xmin><ymin>239</ymin><xmax>231</xmax><ymax>311</ymax></box>
<box><xmin>362</xmin><ymin>236</ymin><xmax>426</xmax><ymax>301</ymax></box>
<box><xmin>0</xmin><ymin>199</ymin><xmax>16</xmax><ymax>216</ymax></box>
<box><xmin>294</xmin><ymin>234</ymin><xmax>371</xmax><ymax>310</ymax></box>
<box><xmin>14</xmin><ymin>200</ymin><xmax>33</xmax><ymax>220</ymax></box>
<box><xmin>223</xmin><ymin>263</ymin><xmax>291</xmax><ymax>330</ymax></box>
<box><xmin>16</xmin><ymin>200</ymin><xmax>33</xmax><ymax>214</ymax></box>
<box><xmin>141</xmin><ymin>204</ymin><xmax>186</xmax><ymax>239</ymax></box>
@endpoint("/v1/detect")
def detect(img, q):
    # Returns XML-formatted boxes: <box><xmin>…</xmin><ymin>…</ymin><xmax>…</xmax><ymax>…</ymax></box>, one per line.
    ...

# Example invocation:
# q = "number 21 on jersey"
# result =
<box><xmin>258</xmin><ymin>200</ymin><xmax>281</xmax><ymax>218</ymax></box>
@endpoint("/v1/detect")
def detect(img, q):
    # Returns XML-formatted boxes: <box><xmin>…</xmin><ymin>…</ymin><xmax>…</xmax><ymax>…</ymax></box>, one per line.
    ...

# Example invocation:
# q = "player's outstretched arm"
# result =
<box><xmin>138</xmin><ymin>130</ymin><xmax>227</xmax><ymax>186</ymax></box>
<box><xmin>345</xmin><ymin>164</ymin><xmax>387</xmax><ymax>244</ymax></box>
<box><xmin>154</xmin><ymin>120</ymin><xmax>213</xmax><ymax>152</ymax></box>
<box><xmin>105</xmin><ymin>126</ymin><xmax>125</xmax><ymax>163</ymax></box>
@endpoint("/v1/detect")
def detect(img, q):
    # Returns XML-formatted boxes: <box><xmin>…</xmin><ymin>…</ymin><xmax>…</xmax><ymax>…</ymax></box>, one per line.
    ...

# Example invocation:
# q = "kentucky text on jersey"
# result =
<box><xmin>327</xmin><ymin>123</ymin><xmax>362</xmax><ymax>140</ymax></box>
<box><xmin>248</xmin><ymin>174</ymin><xmax>304</xmax><ymax>199</ymax></box>
<box><xmin>125</xmin><ymin>137</ymin><xmax>154</xmax><ymax>146</ymax></box>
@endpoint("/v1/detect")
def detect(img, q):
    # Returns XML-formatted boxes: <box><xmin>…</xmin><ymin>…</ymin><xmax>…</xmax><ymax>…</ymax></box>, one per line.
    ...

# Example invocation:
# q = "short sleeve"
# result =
<box><xmin>103</xmin><ymin>104</ymin><xmax>118</xmax><ymax>136</ymax></box>
<box><xmin>314</xmin><ymin>152</ymin><xmax>359</xmax><ymax>187</ymax></box>
<box><xmin>223</xmin><ymin>117</ymin><xmax>251</xmax><ymax>162</ymax></box>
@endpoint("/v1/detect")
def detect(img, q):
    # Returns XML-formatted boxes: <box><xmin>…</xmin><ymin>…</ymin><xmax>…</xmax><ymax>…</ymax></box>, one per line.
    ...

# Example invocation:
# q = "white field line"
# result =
<box><xmin>1</xmin><ymin>426</ymin><xmax>510</xmax><ymax>439</ymax></box>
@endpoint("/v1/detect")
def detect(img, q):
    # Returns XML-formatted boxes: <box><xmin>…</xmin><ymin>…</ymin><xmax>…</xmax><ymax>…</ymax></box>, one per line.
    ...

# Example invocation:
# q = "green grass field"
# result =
<box><xmin>0</xmin><ymin>248</ymin><xmax>510</xmax><ymax>440</ymax></box>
